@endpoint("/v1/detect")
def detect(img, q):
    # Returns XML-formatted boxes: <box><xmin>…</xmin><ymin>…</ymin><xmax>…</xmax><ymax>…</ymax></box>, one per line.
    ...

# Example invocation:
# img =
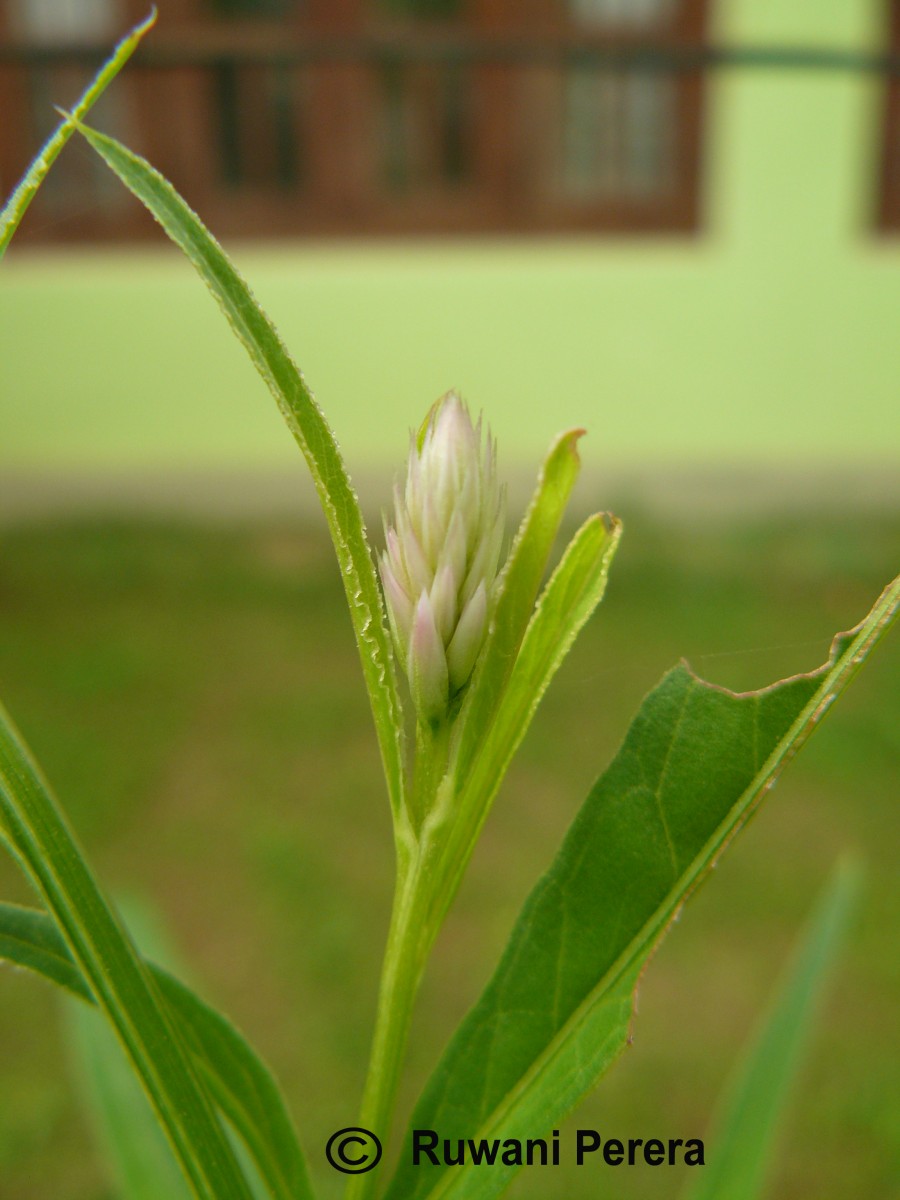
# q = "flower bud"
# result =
<box><xmin>380</xmin><ymin>392</ymin><xmax>505</xmax><ymax>722</ymax></box>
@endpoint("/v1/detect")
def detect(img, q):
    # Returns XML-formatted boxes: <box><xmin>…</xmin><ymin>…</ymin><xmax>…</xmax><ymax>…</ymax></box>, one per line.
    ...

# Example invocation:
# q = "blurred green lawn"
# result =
<box><xmin>0</xmin><ymin>511</ymin><xmax>897</xmax><ymax>1200</ymax></box>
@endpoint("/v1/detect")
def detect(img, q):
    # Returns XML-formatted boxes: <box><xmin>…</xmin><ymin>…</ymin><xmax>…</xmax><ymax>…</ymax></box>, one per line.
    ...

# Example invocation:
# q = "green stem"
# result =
<box><xmin>345</xmin><ymin>844</ymin><xmax>433</xmax><ymax>1200</ymax></box>
<box><xmin>412</xmin><ymin>717</ymin><xmax>451</xmax><ymax>830</ymax></box>
<box><xmin>346</xmin><ymin>719</ymin><xmax>455</xmax><ymax>1200</ymax></box>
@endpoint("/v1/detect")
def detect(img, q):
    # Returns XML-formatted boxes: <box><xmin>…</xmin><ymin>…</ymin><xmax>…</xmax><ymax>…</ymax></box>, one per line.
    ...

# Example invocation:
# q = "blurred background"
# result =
<box><xmin>0</xmin><ymin>1</ymin><xmax>898</xmax><ymax>1198</ymax></box>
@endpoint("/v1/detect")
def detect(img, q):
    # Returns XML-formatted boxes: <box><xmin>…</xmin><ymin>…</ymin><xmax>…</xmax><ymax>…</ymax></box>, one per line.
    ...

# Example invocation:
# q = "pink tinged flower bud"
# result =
<box><xmin>447</xmin><ymin>580</ymin><xmax>487</xmax><ymax>694</ymax></box>
<box><xmin>380</xmin><ymin>392</ymin><xmax>505</xmax><ymax>722</ymax></box>
<box><xmin>380</xmin><ymin>552</ymin><xmax>414</xmax><ymax>662</ymax></box>
<box><xmin>409</xmin><ymin>593</ymin><xmax>449</xmax><ymax>723</ymax></box>
<box><xmin>429</xmin><ymin>562</ymin><xmax>458</xmax><ymax>646</ymax></box>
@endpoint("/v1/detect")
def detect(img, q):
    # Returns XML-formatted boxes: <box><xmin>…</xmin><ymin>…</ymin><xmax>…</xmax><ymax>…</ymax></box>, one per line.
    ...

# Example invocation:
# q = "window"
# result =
<box><xmin>878</xmin><ymin>0</ymin><xmax>900</xmax><ymax>230</ymax></box>
<box><xmin>0</xmin><ymin>0</ymin><xmax>708</xmax><ymax>240</ymax></box>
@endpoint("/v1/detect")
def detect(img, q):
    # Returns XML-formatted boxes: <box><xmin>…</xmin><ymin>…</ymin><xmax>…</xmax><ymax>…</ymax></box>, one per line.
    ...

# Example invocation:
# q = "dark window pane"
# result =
<box><xmin>210</xmin><ymin>0</ymin><xmax>297</xmax><ymax>16</ymax></box>
<box><xmin>562</xmin><ymin>65</ymin><xmax>674</xmax><ymax>199</ymax></box>
<box><xmin>379</xmin><ymin>0</ymin><xmax>464</xmax><ymax>20</ymax></box>
<box><xmin>214</xmin><ymin>62</ymin><xmax>302</xmax><ymax>189</ymax></box>
<box><xmin>380</xmin><ymin>61</ymin><xmax>470</xmax><ymax>192</ymax></box>
<box><xmin>568</xmin><ymin>0</ymin><xmax>675</xmax><ymax>28</ymax></box>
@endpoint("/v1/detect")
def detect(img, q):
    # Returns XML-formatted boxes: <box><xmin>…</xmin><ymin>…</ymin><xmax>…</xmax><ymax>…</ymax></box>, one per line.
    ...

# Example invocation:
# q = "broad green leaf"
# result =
<box><xmin>0</xmin><ymin>11</ymin><xmax>155</xmax><ymax>258</ymax></box>
<box><xmin>0</xmin><ymin>902</ymin><xmax>313</xmax><ymax>1200</ymax></box>
<box><xmin>75</xmin><ymin>124</ymin><xmax>406</xmax><ymax>828</ymax></box>
<box><xmin>0</xmin><ymin>711</ymin><xmax>255</xmax><ymax>1200</ymax></box>
<box><xmin>386</xmin><ymin>575</ymin><xmax>899</xmax><ymax>1200</ymax></box>
<box><xmin>682</xmin><ymin>858</ymin><xmax>861</xmax><ymax>1200</ymax></box>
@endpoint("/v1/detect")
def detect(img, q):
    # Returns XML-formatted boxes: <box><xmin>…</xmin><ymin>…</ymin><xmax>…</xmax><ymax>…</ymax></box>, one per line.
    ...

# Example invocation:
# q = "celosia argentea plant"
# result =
<box><xmin>0</xmin><ymin>18</ymin><xmax>898</xmax><ymax>1200</ymax></box>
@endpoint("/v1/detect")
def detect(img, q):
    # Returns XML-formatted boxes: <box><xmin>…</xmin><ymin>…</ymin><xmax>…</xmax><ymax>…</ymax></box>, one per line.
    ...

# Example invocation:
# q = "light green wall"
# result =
<box><xmin>1</xmin><ymin>0</ymin><xmax>897</xmax><ymax>480</ymax></box>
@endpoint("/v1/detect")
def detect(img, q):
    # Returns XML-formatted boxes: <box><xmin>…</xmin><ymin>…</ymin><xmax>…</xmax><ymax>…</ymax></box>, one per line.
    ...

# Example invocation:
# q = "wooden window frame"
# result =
<box><xmin>0</xmin><ymin>0</ymin><xmax>709</xmax><ymax>241</ymax></box>
<box><xmin>877</xmin><ymin>0</ymin><xmax>900</xmax><ymax>231</ymax></box>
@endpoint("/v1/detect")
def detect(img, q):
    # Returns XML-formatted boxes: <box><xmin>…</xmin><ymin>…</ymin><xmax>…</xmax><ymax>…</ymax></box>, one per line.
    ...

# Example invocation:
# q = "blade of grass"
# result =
<box><xmin>74</xmin><ymin>122</ymin><xmax>407</xmax><ymax>829</ymax></box>
<box><xmin>0</xmin><ymin>11</ymin><xmax>156</xmax><ymax>258</ymax></box>
<box><xmin>0</xmin><ymin>708</ymin><xmax>255</xmax><ymax>1200</ymax></box>
<box><xmin>682</xmin><ymin>858</ymin><xmax>862</xmax><ymax>1200</ymax></box>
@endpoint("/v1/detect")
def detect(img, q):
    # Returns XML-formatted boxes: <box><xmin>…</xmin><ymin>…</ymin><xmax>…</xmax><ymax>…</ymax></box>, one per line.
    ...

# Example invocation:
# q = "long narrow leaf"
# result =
<box><xmin>0</xmin><ymin>711</ymin><xmax>255</xmax><ymax>1200</ymax></box>
<box><xmin>430</xmin><ymin>513</ymin><xmax>621</xmax><ymax>913</ymax></box>
<box><xmin>448</xmin><ymin>430</ymin><xmax>586</xmax><ymax>792</ymax></box>
<box><xmin>0</xmin><ymin>897</ymin><xmax>88</xmax><ymax>996</ymax></box>
<box><xmin>419</xmin><ymin>432</ymin><xmax>592</xmax><ymax>930</ymax></box>
<box><xmin>503</xmin><ymin>514</ymin><xmax>621</xmax><ymax>739</ymax></box>
<box><xmin>0</xmin><ymin>11</ymin><xmax>155</xmax><ymax>258</ymax></box>
<box><xmin>162</xmin><ymin>969</ymin><xmax>313</xmax><ymax>1200</ymax></box>
<box><xmin>682</xmin><ymin>858</ymin><xmax>861</xmax><ymax>1200</ymax></box>
<box><xmin>0</xmin><ymin>902</ymin><xmax>313</xmax><ymax>1200</ymax></box>
<box><xmin>386</xmin><ymin>575</ymin><xmax>899</xmax><ymax>1200</ymax></box>
<box><xmin>68</xmin><ymin>999</ymin><xmax>195</xmax><ymax>1200</ymax></box>
<box><xmin>75</xmin><ymin>123</ymin><xmax>407</xmax><ymax>826</ymax></box>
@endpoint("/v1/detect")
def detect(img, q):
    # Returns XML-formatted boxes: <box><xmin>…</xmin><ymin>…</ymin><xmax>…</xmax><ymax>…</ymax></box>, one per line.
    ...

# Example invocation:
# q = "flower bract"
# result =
<box><xmin>380</xmin><ymin>392</ymin><xmax>505</xmax><ymax>722</ymax></box>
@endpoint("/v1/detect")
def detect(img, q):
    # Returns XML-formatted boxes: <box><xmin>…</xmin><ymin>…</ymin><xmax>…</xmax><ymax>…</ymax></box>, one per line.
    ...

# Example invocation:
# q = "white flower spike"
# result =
<box><xmin>381</xmin><ymin>392</ymin><xmax>505</xmax><ymax>723</ymax></box>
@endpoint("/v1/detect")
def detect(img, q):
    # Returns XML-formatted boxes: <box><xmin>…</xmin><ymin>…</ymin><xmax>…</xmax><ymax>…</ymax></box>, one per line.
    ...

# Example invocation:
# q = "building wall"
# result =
<box><xmin>1</xmin><ymin>0</ymin><xmax>897</xmax><ymax>497</ymax></box>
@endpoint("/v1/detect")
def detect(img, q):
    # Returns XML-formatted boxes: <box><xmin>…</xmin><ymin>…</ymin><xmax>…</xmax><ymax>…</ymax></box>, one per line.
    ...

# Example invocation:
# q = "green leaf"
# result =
<box><xmin>68</xmin><ymin>1000</ymin><xmax>195</xmax><ymax>1200</ymax></box>
<box><xmin>448</xmin><ymin>430</ymin><xmax>586</xmax><ymax>794</ymax></box>
<box><xmin>428</xmin><ymin>513</ymin><xmax>622</xmax><ymax>919</ymax></box>
<box><xmin>419</xmin><ymin>432</ymin><xmax>597</xmax><ymax>929</ymax></box>
<box><xmin>0</xmin><ymin>11</ymin><xmax>155</xmax><ymax>259</ymax></box>
<box><xmin>386</xmin><ymin>574</ymin><xmax>899</xmax><ymax>1200</ymax></box>
<box><xmin>64</xmin><ymin>902</ymin><xmax>280</xmax><ymax>1200</ymax></box>
<box><xmin>75</xmin><ymin>123</ymin><xmax>407</xmax><ymax>829</ymax></box>
<box><xmin>0</xmin><ymin>711</ymin><xmax>255</xmax><ymax>1200</ymax></box>
<box><xmin>160</xmin><ymin>969</ymin><xmax>313</xmax><ymax>1200</ymax></box>
<box><xmin>502</xmin><ymin>514</ymin><xmax>621</xmax><ymax>745</ymax></box>
<box><xmin>682</xmin><ymin>858</ymin><xmax>861</xmax><ymax>1200</ymax></box>
<box><xmin>0</xmin><ymin>897</ymin><xmax>90</xmax><ymax>998</ymax></box>
<box><xmin>0</xmin><ymin>902</ymin><xmax>313</xmax><ymax>1200</ymax></box>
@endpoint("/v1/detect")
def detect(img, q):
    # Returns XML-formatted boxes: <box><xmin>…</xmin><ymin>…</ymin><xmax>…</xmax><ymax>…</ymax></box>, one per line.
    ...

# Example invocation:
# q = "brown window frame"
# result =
<box><xmin>877</xmin><ymin>0</ymin><xmax>900</xmax><ymax>231</ymax></box>
<box><xmin>0</xmin><ymin>0</ymin><xmax>708</xmax><ymax>242</ymax></box>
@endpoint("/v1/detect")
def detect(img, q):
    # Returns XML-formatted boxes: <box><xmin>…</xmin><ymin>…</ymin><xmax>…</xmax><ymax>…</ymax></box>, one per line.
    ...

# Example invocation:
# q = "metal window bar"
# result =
<box><xmin>4</xmin><ymin>34</ymin><xmax>900</xmax><ymax>240</ymax></box>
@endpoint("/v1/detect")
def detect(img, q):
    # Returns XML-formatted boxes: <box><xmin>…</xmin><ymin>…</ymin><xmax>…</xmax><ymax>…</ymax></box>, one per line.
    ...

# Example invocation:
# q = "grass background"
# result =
<box><xmin>0</xmin><ymin>509</ymin><xmax>896</xmax><ymax>1200</ymax></box>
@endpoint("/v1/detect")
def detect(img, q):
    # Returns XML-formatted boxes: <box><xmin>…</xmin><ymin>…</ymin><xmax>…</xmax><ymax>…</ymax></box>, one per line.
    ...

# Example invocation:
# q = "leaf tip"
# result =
<box><xmin>602</xmin><ymin>512</ymin><xmax>624</xmax><ymax>541</ymax></box>
<box><xmin>129</xmin><ymin>7</ymin><xmax>158</xmax><ymax>41</ymax></box>
<box><xmin>560</xmin><ymin>427</ymin><xmax>587</xmax><ymax>457</ymax></box>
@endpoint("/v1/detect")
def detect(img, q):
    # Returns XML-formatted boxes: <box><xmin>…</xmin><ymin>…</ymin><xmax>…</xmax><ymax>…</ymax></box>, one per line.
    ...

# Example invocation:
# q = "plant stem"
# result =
<box><xmin>345</xmin><ymin>718</ymin><xmax>455</xmax><ymax>1200</ymax></box>
<box><xmin>345</xmin><ymin>843</ymin><xmax>433</xmax><ymax>1200</ymax></box>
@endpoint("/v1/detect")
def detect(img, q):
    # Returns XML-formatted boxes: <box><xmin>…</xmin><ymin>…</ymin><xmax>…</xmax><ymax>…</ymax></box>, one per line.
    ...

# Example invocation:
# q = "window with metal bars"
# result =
<box><xmin>0</xmin><ymin>0</ymin><xmax>707</xmax><ymax>239</ymax></box>
<box><xmin>878</xmin><ymin>0</ymin><xmax>900</xmax><ymax>230</ymax></box>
